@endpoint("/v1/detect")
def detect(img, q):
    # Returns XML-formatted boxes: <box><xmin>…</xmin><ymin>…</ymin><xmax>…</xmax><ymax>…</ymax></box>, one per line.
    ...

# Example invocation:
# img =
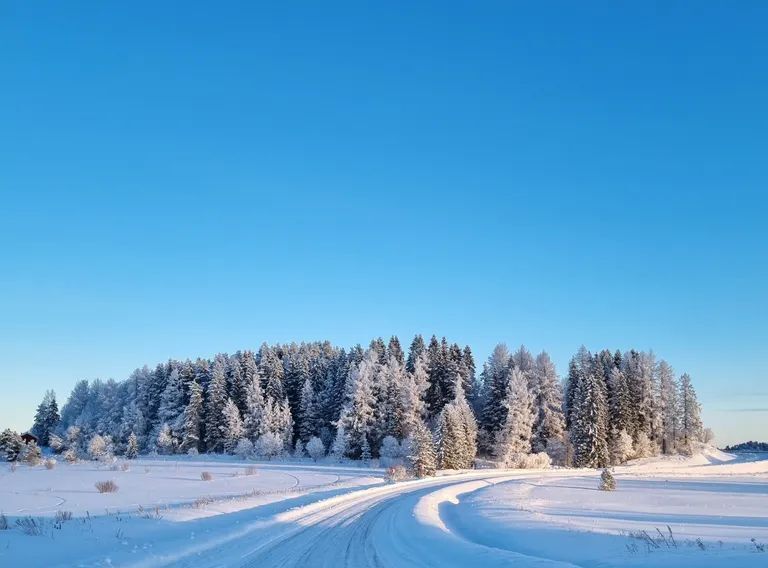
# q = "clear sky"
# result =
<box><xmin>1</xmin><ymin>2</ymin><xmax>766</xmax><ymax>446</ymax></box>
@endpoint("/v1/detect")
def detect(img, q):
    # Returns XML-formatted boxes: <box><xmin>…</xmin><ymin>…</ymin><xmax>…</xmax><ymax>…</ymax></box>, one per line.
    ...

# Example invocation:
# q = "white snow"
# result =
<box><xmin>1</xmin><ymin>450</ymin><xmax>767</xmax><ymax>567</ymax></box>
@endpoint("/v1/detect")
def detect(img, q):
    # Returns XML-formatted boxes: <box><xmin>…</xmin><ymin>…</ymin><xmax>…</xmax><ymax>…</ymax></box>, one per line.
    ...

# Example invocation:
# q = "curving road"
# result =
<box><xmin>162</xmin><ymin>471</ymin><xmax>581</xmax><ymax>568</ymax></box>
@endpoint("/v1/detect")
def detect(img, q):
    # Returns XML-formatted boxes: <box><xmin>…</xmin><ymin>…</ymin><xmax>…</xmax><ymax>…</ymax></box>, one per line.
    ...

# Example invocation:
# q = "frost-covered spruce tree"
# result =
<box><xmin>406</xmin><ymin>334</ymin><xmax>426</xmax><ymax>374</ymax></box>
<box><xmin>480</xmin><ymin>344</ymin><xmax>512</xmax><ymax>447</ymax></box>
<box><xmin>222</xmin><ymin>398</ymin><xmax>245</xmax><ymax>454</ymax></box>
<box><xmin>531</xmin><ymin>352</ymin><xmax>565</xmax><ymax>457</ymax></box>
<box><xmin>125</xmin><ymin>432</ymin><xmax>139</xmax><ymax>459</ymax></box>
<box><xmin>677</xmin><ymin>373</ymin><xmax>702</xmax><ymax>453</ymax></box>
<box><xmin>180</xmin><ymin>380</ymin><xmax>204</xmax><ymax>453</ymax></box>
<box><xmin>375</xmin><ymin>354</ymin><xmax>407</xmax><ymax>443</ymax></box>
<box><xmin>205</xmin><ymin>356</ymin><xmax>228</xmax><ymax>453</ymax></box>
<box><xmin>564</xmin><ymin>346</ymin><xmax>591</xmax><ymax>429</ymax></box>
<box><xmin>435</xmin><ymin>403</ymin><xmax>462</xmax><ymax>469</ymax></box>
<box><xmin>259</xmin><ymin>344</ymin><xmax>286</xmax><ymax>402</ymax></box>
<box><xmin>243</xmin><ymin>373</ymin><xmax>265</xmax><ymax>441</ymax></box>
<box><xmin>571</xmin><ymin>362</ymin><xmax>609</xmax><ymax>468</ymax></box>
<box><xmin>298</xmin><ymin>377</ymin><xmax>318</xmax><ymax>442</ymax></box>
<box><xmin>157</xmin><ymin>368</ymin><xmax>184</xmax><ymax>447</ymax></box>
<box><xmin>238</xmin><ymin>350</ymin><xmax>259</xmax><ymax>415</ymax></box>
<box><xmin>401</xmin><ymin>353</ymin><xmax>429</xmax><ymax>437</ymax></box>
<box><xmin>31</xmin><ymin>390</ymin><xmax>59</xmax><ymax>447</ymax></box>
<box><xmin>408</xmin><ymin>420</ymin><xmax>436</xmax><ymax>478</ymax></box>
<box><xmin>336</xmin><ymin>350</ymin><xmax>377</xmax><ymax>458</ymax></box>
<box><xmin>607</xmin><ymin>366</ymin><xmax>632</xmax><ymax>442</ymax></box>
<box><xmin>331</xmin><ymin>425</ymin><xmax>347</xmax><ymax>460</ymax></box>
<box><xmin>655</xmin><ymin>360</ymin><xmax>679</xmax><ymax>454</ymax></box>
<box><xmin>494</xmin><ymin>369</ymin><xmax>534</xmax><ymax>465</ymax></box>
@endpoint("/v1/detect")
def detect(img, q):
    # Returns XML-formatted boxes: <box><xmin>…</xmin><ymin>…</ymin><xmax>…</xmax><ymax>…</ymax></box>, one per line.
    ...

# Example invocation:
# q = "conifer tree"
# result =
<box><xmin>181</xmin><ymin>380</ymin><xmax>204</xmax><ymax>453</ymax></box>
<box><xmin>531</xmin><ymin>352</ymin><xmax>565</xmax><ymax>456</ymax></box>
<box><xmin>243</xmin><ymin>373</ymin><xmax>265</xmax><ymax>441</ymax></box>
<box><xmin>125</xmin><ymin>432</ymin><xmax>139</xmax><ymax>459</ymax></box>
<box><xmin>204</xmin><ymin>356</ymin><xmax>228</xmax><ymax>453</ymax></box>
<box><xmin>408</xmin><ymin>420</ymin><xmax>436</xmax><ymax>478</ymax></box>
<box><xmin>31</xmin><ymin>390</ymin><xmax>60</xmax><ymax>446</ymax></box>
<box><xmin>571</xmin><ymin>363</ymin><xmax>609</xmax><ymax>468</ymax></box>
<box><xmin>494</xmin><ymin>369</ymin><xmax>534</xmax><ymax>464</ymax></box>
<box><xmin>222</xmin><ymin>398</ymin><xmax>245</xmax><ymax>453</ymax></box>
<box><xmin>406</xmin><ymin>334</ymin><xmax>426</xmax><ymax>374</ymax></box>
<box><xmin>480</xmin><ymin>344</ymin><xmax>512</xmax><ymax>445</ymax></box>
<box><xmin>677</xmin><ymin>373</ymin><xmax>702</xmax><ymax>453</ymax></box>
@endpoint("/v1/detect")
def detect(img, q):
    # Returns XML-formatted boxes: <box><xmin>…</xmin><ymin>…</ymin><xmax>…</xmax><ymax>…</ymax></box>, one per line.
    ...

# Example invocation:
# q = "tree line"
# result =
<box><xmin>8</xmin><ymin>336</ymin><xmax>707</xmax><ymax>474</ymax></box>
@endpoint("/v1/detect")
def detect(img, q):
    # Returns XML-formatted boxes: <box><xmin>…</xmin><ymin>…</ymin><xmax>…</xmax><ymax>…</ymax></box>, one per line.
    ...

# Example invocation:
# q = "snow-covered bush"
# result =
<box><xmin>48</xmin><ymin>434</ymin><xmax>65</xmax><ymax>453</ymax></box>
<box><xmin>306</xmin><ymin>436</ymin><xmax>326</xmax><ymax>462</ymax></box>
<box><xmin>632</xmin><ymin>432</ymin><xmax>655</xmax><ymax>459</ymax></box>
<box><xmin>379</xmin><ymin>436</ymin><xmax>402</xmax><ymax>467</ymax></box>
<box><xmin>293</xmin><ymin>439</ymin><xmax>305</xmax><ymax>458</ymax></box>
<box><xmin>610</xmin><ymin>429</ymin><xmax>634</xmax><ymax>465</ymax></box>
<box><xmin>386</xmin><ymin>465</ymin><xmax>408</xmax><ymax>482</ymax></box>
<box><xmin>502</xmin><ymin>452</ymin><xmax>551</xmax><ymax>469</ymax></box>
<box><xmin>255</xmin><ymin>433</ymin><xmax>283</xmax><ymax>460</ymax></box>
<box><xmin>63</xmin><ymin>448</ymin><xmax>78</xmax><ymax>463</ymax></box>
<box><xmin>0</xmin><ymin>429</ymin><xmax>23</xmax><ymax>462</ymax></box>
<box><xmin>599</xmin><ymin>468</ymin><xmax>616</xmax><ymax>491</ymax></box>
<box><xmin>201</xmin><ymin>471</ymin><xmax>213</xmax><ymax>481</ymax></box>
<box><xmin>156</xmin><ymin>424</ymin><xmax>176</xmax><ymax>455</ymax></box>
<box><xmin>88</xmin><ymin>434</ymin><xmax>112</xmax><ymax>461</ymax></box>
<box><xmin>187</xmin><ymin>447</ymin><xmax>199</xmax><ymax>456</ymax></box>
<box><xmin>44</xmin><ymin>458</ymin><xmax>57</xmax><ymax>470</ymax></box>
<box><xmin>20</xmin><ymin>441</ymin><xmax>42</xmax><ymax>465</ymax></box>
<box><xmin>234</xmin><ymin>438</ymin><xmax>254</xmax><ymax>459</ymax></box>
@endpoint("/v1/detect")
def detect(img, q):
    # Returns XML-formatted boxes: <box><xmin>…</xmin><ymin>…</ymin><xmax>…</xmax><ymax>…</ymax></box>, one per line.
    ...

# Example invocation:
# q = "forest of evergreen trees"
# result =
<box><xmin>12</xmin><ymin>336</ymin><xmax>707</xmax><ymax>473</ymax></box>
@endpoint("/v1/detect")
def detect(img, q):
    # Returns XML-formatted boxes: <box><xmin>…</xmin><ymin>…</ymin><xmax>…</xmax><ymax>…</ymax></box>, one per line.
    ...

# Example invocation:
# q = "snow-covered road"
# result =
<box><xmin>166</xmin><ymin>470</ymin><xmax>575</xmax><ymax>568</ymax></box>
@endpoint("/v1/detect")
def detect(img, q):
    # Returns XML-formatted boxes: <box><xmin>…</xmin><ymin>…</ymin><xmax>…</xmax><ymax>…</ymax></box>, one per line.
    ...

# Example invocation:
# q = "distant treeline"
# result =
<box><xmin>724</xmin><ymin>441</ymin><xmax>768</xmax><ymax>452</ymax></box>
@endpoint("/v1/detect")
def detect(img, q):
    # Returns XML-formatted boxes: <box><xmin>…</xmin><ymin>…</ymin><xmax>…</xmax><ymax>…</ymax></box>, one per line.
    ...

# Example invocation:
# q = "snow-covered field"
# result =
<box><xmin>1</xmin><ymin>450</ymin><xmax>766</xmax><ymax>567</ymax></box>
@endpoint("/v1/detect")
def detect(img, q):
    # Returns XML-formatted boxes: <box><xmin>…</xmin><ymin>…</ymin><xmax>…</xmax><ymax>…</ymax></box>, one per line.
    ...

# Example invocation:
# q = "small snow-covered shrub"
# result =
<box><xmin>386</xmin><ymin>465</ymin><xmax>408</xmax><ymax>482</ymax></box>
<box><xmin>63</xmin><ymin>448</ymin><xmax>78</xmax><ymax>463</ymax></box>
<box><xmin>9</xmin><ymin>462</ymin><xmax>17</xmax><ymax>473</ymax></box>
<box><xmin>187</xmin><ymin>447</ymin><xmax>199</xmax><ymax>456</ymax></box>
<box><xmin>306</xmin><ymin>436</ymin><xmax>326</xmax><ymax>462</ymax></box>
<box><xmin>48</xmin><ymin>434</ymin><xmax>65</xmax><ymax>453</ymax></box>
<box><xmin>201</xmin><ymin>471</ymin><xmax>213</xmax><ymax>481</ymax></box>
<box><xmin>244</xmin><ymin>466</ymin><xmax>258</xmax><ymax>476</ymax></box>
<box><xmin>599</xmin><ymin>468</ymin><xmax>616</xmax><ymax>491</ymax></box>
<box><xmin>379</xmin><ymin>436</ymin><xmax>402</xmax><ymax>468</ymax></box>
<box><xmin>0</xmin><ymin>513</ymin><xmax>8</xmax><ymax>530</ymax></box>
<box><xmin>503</xmin><ymin>452</ymin><xmax>551</xmax><ymax>469</ymax></box>
<box><xmin>610</xmin><ymin>429</ymin><xmax>634</xmax><ymax>465</ymax></box>
<box><xmin>255</xmin><ymin>433</ymin><xmax>283</xmax><ymax>460</ymax></box>
<box><xmin>633</xmin><ymin>432</ymin><xmax>655</xmax><ymax>459</ymax></box>
<box><xmin>21</xmin><ymin>441</ymin><xmax>42</xmax><ymax>466</ymax></box>
<box><xmin>44</xmin><ymin>458</ymin><xmax>57</xmax><ymax>470</ymax></box>
<box><xmin>16</xmin><ymin>516</ymin><xmax>42</xmax><ymax>536</ymax></box>
<box><xmin>95</xmin><ymin>480</ymin><xmax>119</xmax><ymax>493</ymax></box>
<box><xmin>234</xmin><ymin>438</ymin><xmax>254</xmax><ymax>459</ymax></box>
<box><xmin>120</xmin><ymin>462</ymin><xmax>130</xmax><ymax>472</ymax></box>
<box><xmin>88</xmin><ymin>434</ymin><xmax>113</xmax><ymax>461</ymax></box>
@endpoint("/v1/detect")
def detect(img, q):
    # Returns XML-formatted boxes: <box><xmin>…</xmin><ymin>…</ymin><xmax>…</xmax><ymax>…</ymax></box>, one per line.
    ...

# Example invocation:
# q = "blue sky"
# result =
<box><xmin>1</xmin><ymin>2</ymin><xmax>766</xmax><ymax>445</ymax></box>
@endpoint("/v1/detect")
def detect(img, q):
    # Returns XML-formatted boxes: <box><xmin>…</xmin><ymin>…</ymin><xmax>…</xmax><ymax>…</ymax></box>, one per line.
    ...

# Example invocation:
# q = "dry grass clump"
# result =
<box><xmin>95</xmin><ymin>480</ymin><xmax>119</xmax><ymax>493</ymax></box>
<box><xmin>201</xmin><ymin>471</ymin><xmax>213</xmax><ymax>481</ymax></box>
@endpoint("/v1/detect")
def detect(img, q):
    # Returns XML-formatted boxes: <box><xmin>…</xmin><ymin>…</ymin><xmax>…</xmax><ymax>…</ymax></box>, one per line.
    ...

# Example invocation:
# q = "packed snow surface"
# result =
<box><xmin>1</xmin><ymin>451</ymin><xmax>767</xmax><ymax>567</ymax></box>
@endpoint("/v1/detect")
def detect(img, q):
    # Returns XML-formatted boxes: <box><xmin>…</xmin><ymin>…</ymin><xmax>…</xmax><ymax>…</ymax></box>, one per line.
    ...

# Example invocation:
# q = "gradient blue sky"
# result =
<box><xmin>2</xmin><ymin>2</ymin><xmax>766</xmax><ymax>445</ymax></box>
